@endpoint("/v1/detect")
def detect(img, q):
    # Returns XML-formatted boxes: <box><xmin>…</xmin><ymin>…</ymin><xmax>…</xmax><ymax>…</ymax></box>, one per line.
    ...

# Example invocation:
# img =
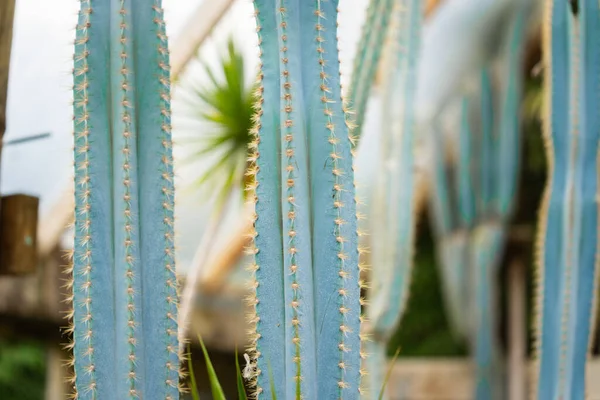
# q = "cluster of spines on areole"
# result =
<box><xmin>314</xmin><ymin>5</ymin><xmax>353</xmax><ymax>394</ymax></box>
<box><xmin>70</xmin><ymin>0</ymin><xmax>96</xmax><ymax>397</ymax></box>
<box><xmin>117</xmin><ymin>2</ymin><xmax>139</xmax><ymax>395</ymax></box>
<box><xmin>245</xmin><ymin>4</ymin><xmax>265</xmax><ymax>397</ymax></box>
<box><xmin>277</xmin><ymin>4</ymin><xmax>303</xmax><ymax>388</ymax></box>
<box><xmin>151</xmin><ymin>2</ymin><xmax>181</xmax><ymax>396</ymax></box>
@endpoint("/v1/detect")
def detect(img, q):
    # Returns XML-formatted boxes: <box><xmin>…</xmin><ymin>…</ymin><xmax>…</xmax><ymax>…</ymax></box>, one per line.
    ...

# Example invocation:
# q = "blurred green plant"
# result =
<box><xmin>178</xmin><ymin>37</ymin><xmax>258</xmax><ymax>205</ymax></box>
<box><xmin>0</xmin><ymin>339</ymin><xmax>45</xmax><ymax>400</ymax></box>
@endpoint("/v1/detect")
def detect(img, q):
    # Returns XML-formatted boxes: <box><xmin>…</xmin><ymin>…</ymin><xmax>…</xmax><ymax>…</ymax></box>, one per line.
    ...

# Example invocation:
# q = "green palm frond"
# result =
<box><xmin>178</xmin><ymin>36</ymin><xmax>257</xmax><ymax>205</ymax></box>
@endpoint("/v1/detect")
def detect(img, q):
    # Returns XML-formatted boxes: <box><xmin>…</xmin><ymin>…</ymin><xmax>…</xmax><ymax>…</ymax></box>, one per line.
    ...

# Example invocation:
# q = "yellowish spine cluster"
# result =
<box><xmin>116</xmin><ymin>2</ymin><xmax>139</xmax><ymax>396</ymax></box>
<box><xmin>70</xmin><ymin>1</ymin><xmax>95</xmax><ymax>397</ymax></box>
<box><xmin>246</xmin><ymin>5</ymin><xmax>264</xmax><ymax>396</ymax></box>
<box><xmin>151</xmin><ymin>4</ymin><xmax>181</xmax><ymax>396</ymax></box>
<box><xmin>313</xmin><ymin>5</ymin><xmax>354</xmax><ymax>392</ymax></box>
<box><xmin>277</xmin><ymin>5</ymin><xmax>303</xmax><ymax>385</ymax></box>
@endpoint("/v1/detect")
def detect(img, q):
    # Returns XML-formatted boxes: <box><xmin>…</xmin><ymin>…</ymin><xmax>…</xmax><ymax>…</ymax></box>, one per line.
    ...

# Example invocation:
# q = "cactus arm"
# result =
<box><xmin>249</xmin><ymin>1</ymin><xmax>286</xmax><ymax>398</ymax></box>
<box><xmin>536</xmin><ymin>0</ymin><xmax>600</xmax><ymax>396</ymax></box>
<box><xmin>496</xmin><ymin>8</ymin><xmax>527</xmax><ymax>217</ymax></box>
<box><xmin>133</xmin><ymin>2</ymin><xmax>179</xmax><ymax>397</ymax></box>
<box><xmin>566</xmin><ymin>2</ymin><xmax>600</xmax><ymax>396</ymax></box>
<box><xmin>299</xmin><ymin>1</ymin><xmax>362</xmax><ymax>397</ymax></box>
<box><xmin>534</xmin><ymin>0</ymin><xmax>571</xmax><ymax>397</ymax></box>
<box><xmin>470</xmin><ymin>221</ymin><xmax>505</xmax><ymax>400</ymax></box>
<box><xmin>347</xmin><ymin>0</ymin><xmax>394</xmax><ymax>145</ymax></box>
<box><xmin>479</xmin><ymin>69</ymin><xmax>495</xmax><ymax>215</ymax></box>
<box><xmin>72</xmin><ymin>1</ymin><xmax>116</xmax><ymax>398</ymax></box>
<box><xmin>365</xmin><ymin>0</ymin><xmax>422</xmax><ymax>397</ymax></box>
<box><xmin>457</xmin><ymin>97</ymin><xmax>476</xmax><ymax>228</ymax></box>
<box><xmin>72</xmin><ymin>1</ymin><xmax>179</xmax><ymax>398</ymax></box>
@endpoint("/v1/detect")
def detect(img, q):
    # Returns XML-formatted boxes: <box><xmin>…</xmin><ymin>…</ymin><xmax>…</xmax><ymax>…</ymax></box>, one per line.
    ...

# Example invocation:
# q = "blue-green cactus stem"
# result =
<box><xmin>535</xmin><ymin>1</ymin><xmax>600</xmax><ymax>398</ymax></box>
<box><xmin>72</xmin><ymin>1</ymin><xmax>178</xmax><ymax>399</ymax></box>
<box><xmin>478</xmin><ymin>69</ymin><xmax>495</xmax><ymax>215</ymax></box>
<box><xmin>496</xmin><ymin>7</ymin><xmax>527</xmax><ymax>218</ymax></box>
<box><xmin>347</xmin><ymin>0</ymin><xmax>394</xmax><ymax>146</ymax></box>
<box><xmin>470</xmin><ymin>221</ymin><xmax>505</xmax><ymax>400</ymax></box>
<box><xmin>73</xmin><ymin>1</ymin><xmax>115</xmax><ymax>397</ymax></box>
<box><xmin>134</xmin><ymin>2</ymin><xmax>179</xmax><ymax>396</ymax></box>
<box><xmin>249</xmin><ymin>1</ymin><xmax>361</xmax><ymax>398</ymax></box>
<box><xmin>300</xmin><ymin>1</ymin><xmax>361</xmax><ymax>397</ymax></box>
<box><xmin>365</xmin><ymin>0</ymin><xmax>422</xmax><ymax>397</ymax></box>
<box><xmin>457</xmin><ymin>97</ymin><xmax>476</xmax><ymax>228</ymax></box>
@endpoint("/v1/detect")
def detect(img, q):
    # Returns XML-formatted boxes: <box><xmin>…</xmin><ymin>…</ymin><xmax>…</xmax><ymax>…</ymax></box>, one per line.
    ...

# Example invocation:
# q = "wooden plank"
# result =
<box><xmin>387</xmin><ymin>358</ymin><xmax>600</xmax><ymax>399</ymax></box>
<box><xmin>169</xmin><ymin>0</ymin><xmax>236</xmax><ymax>80</ymax></box>
<box><xmin>0</xmin><ymin>194</ymin><xmax>39</xmax><ymax>275</ymax></box>
<box><xmin>508</xmin><ymin>259</ymin><xmax>526</xmax><ymax>400</ymax></box>
<box><xmin>0</xmin><ymin>0</ymin><xmax>15</xmax><ymax>137</ymax></box>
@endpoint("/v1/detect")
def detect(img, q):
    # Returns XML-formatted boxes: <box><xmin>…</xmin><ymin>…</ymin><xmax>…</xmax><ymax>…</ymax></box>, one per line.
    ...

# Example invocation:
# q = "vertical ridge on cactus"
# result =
<box><xmin>248</xmin><ymin>1</ymin><xmax>361</xmax><ymax>398</ymax></box>
<box><xmin>534</xmin><ymin>0</ymin><xmax>600</xmax><ymax>398</ymax></box>
<box><xmin>71</xmin><ymin>1</ymin><xmax>178</xmax><ymax>398</ymax></box>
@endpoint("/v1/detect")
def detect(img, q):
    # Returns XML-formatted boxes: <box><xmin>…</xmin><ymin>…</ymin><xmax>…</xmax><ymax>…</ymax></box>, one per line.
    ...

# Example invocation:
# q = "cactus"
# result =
<box><xmin>426</xmin><ymin>4</ymin><xmax>528</xmax><ymax>398</ymax></box>
<box><xmin>533</xmin><ymin>0</ymin><xmax>600</xmax><ymax>397</ymax></box>
<box><xmin>363</xmin><ymin>0</ymin><xmax>422</xmax><ymax>397</ymax></box>
<box><xmin>69</xmin><ymin>1</ymin><xmax>179</xmax><ymax>399</ymax></box>
<box><xmin>246</xmin><ymin>1</ymin><xmax>363</xmax><ymax>398</ymax></box>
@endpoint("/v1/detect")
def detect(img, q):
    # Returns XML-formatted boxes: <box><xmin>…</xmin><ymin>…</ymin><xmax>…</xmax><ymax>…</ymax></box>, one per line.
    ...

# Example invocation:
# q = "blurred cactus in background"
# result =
<box><xmin>246</xmin><ymin>0</ymin><xmax>364</xmax><ymax>398</ymax></box>
<box><xmin>68</xmin><ymin>1</ymin><xmax>179</xmax><ymax>398</ymax></box>
<box><xmin>425</xmin><ymin>3</ymin><xmax>530</xmax><ymax>398</ymax></box>
<box><xmin>533</xmin><ymin>0</ymin><xmax>600</xmax><ymax>397</ymax></box>
<box><xmin>361</xmin><ymin>0</ymin><xmax>423</xmax><ymax>398</ymax></box>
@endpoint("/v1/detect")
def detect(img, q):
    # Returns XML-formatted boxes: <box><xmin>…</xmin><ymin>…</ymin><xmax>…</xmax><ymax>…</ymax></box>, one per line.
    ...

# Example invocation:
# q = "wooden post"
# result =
<box><xmin>0</xmin><ymin>0</ymin><xmax>15</xmax><ymax>139</ymax></box>
<box><xmin>508</xmin><ymin>259</ymin><xmax>526</xmax><ymax>400</ymax></box>
<box><xmin>0</xmin><ymin>195</ymin><xmax>39</xmax><ymax>275</ymax></box>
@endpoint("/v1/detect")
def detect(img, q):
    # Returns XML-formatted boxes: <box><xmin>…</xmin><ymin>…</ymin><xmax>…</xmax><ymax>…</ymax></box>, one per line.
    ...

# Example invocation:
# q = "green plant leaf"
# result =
<box><xmin>187</xmin><ymin>344</ymin><xmax>201</xmax><ymax>400</ymax></box>
<box><xmin>379</xmin><ymin>347</ymin><xmax>401</xmax><ymax>400</ymax></box>
<box><xmin>198</xmin><ymin>335</ymin><xmax>226</xmax><ymax>400</ymax></box>
<box><xmin>235</xmin><ymin>345</ymin><xmax>248</xmax><ymax>400</ymax></box>
<box><xmin>177</xmin><ymin>35</ymin><xmax>257</xmax><ymax>206</ymax></box>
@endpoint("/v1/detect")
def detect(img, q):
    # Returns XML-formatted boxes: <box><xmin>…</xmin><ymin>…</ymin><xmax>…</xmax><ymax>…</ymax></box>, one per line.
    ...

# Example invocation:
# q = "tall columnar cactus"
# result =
<box><xmin>69</xmin><ymin>1</ymin><xmax>179</xmax><ymax>399</ymax></box>
<box><xmin>364</xmin><ymin>0</ymin><xmax>422</xmax><ymax>397</ymax></box>
<box><xmin>246</xmin><ymin>1</ymin><xmax>364</xmax><ymax>398</ymax></box>
<box><xmin>533</xmin><ymin>1</ymin><xmax>600</xmax><ymax>398</ymax></box>
<box><xmin>427</xmin><ymin>5</ymin><xmax>528</xmax><ymax>398</ymax></box>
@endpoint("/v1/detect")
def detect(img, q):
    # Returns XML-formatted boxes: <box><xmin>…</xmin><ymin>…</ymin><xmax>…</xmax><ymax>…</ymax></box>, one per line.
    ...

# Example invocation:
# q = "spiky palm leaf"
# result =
<box><xmin>178</xmin><ymin>37</ymin><xmax>257</xmax><ymax>205</ymax></box>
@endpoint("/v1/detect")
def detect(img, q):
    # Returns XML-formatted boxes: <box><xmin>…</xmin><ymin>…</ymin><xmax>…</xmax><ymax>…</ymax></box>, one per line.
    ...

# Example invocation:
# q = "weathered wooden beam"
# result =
<box><xmin>0</xmin><ymin>194</ymin><xmax>39</xmax><ymax>275</ymax></box>
<box><xmin>387</xmin><ymin>358</ymin><xmax>600</xmax><ymax>399</ymax></box>
<box><xmin>169</xmin><ymin>0</ymin><xmax>236</xmax><ymax>80</ymax></box>
<box><xmin>0</xmin><ymin>0</ymin><xmax>15</xmax><ymax>138</ymax></box>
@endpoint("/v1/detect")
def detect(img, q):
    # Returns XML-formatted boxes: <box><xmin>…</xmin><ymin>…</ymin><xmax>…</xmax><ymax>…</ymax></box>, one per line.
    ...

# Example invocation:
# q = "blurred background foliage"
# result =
<box><xmin>0</xmin><ymin>338</ymin><xmax>45</xmax><ymax>399</ymax></box>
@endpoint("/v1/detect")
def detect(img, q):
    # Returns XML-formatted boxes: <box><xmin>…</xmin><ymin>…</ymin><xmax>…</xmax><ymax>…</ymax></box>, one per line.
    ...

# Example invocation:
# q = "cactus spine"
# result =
<box><xmin>247</xmin><ymin>1</ymin><xmax>363</xmax><ymax>398</ymax></box>
<box><xmin>364</xmin><ymin>0</ymin><xmax>422</xmax><ymax>397</ymax></box>
<box><xmin>533</xmin><ymin>0</ymin><xmax>600</xmax><ymax>397</ymax></box>
<box><xmin>70</xmin><ymin>1</ymin><xmax>179</xmax><ymax>398</ymax></box>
